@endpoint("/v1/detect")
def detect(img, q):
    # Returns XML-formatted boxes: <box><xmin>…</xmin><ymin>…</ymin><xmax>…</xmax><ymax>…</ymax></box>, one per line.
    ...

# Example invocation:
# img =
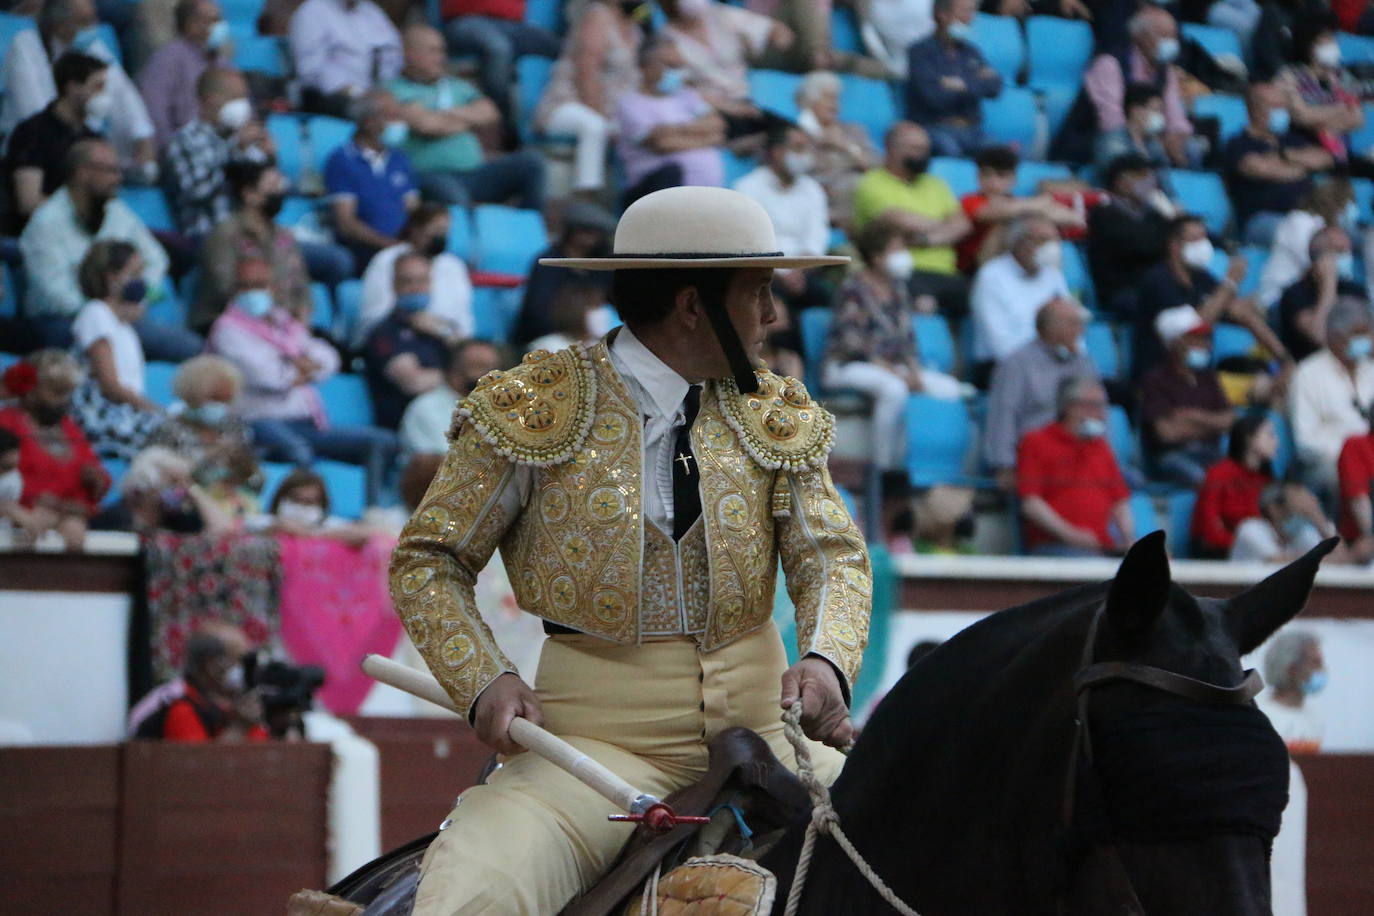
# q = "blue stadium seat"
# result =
<box><xmin>970</xmin><ymin>14</ymin><xmax>1024</xmax><ymax>83</ymax></box>
<box><xmin>120</xmin><ymin>188</ymin><xmax>174</xmax><ymax>233</ymax></box>
<box><xmin>905</xmin><ymin>395</ymin><xmax>973</xmax><ymax>487</ymax></box>
<box><xmin>234</xmin><ymin>34</ymin><xmax>286</xmax><ymax>78</ymax></box>
<box><xmin>0</xmin><ymin>264</ymin><xmax>14</xmax><ymax>318</ymax></box>
<box><xmin>830</xmin><ymin>5</ymin><xmax>862</xmax><ymax>54</ymax></box>
<box><xmin>474</xmin><ymin>205</ymin><xmax>547</xmax><ymax>274</ymax></box>
<box><xmin>1084</xmin><ymin>321</ymin><xmax>1119</xmax><ymax>378</ymax></box>
<box><xmin>317</xmin><ymin>373</ymin><xmax>375</xmax><ymax>427</ymax></box>
<box><xmin>1062</xmin><ymin>242</ymin><xmax>1094</xmax><ymax>307</ymax></box>
<box><xmin>275</xmin><ymin>195</ymin><xmax>317</xmax><ymax>228</ymax></box>
<box><xmin>1239</xmin><ymin>244</ymin><xmax>1268</xmax><ymax>296</ymax></box>
<box><xmin>335</xmin><ymin>279</ymin><xmax>363</xmax><ymax>342</ymax></box>
<box><xmin>101</xmin><ymin>458</ymin><xmax>128</xmax><ymax>507</ymax></box>
<box><xmin>144</xmin><ymin>279</ymin><xmax>186</xmax><ymax>329</ymax></box>
<box><xmin>1106</xmin><ymin>404</ymin><xmax>1136</xmax><ymax>470</ymax></box>
<box><xmin>144</xmin><ymin>361</ymin><xmax>179</xmax><ymax>406</ymax></box>
<box><xmin>1213</xmin><ymin>322</ymin><xmax>1257</xmax><ymax>361</ymax></box>
<box><xmin>1166</xmin><ymin>489</ymin><xmax>1197</xmax><ymax>558</ymax></box>
<box><xmin>1026</xmin><ymin>16</ymin><xmax>1093</xmax><ymax>93</ymax></box>
<box><xmin>913</xmin><ymin>313</ymin><xmax>956</xmax><ymax>374</ymax></box>
<box><xmin>1353</xmin><ymin>178</ymin><xmax>1374</xmax><ymax>224</ymax></box>
<box><xmin>749</xmin><ymin>69</ymin><xmax>803</xmax><ymax>120</ymax></box>
<box><xmin>0</xmin><ymin>352</ymin><xmax>17</xmax><ymax>373</ymax></box>
<box><xmin>470</xmin><ymin>286</ymin><xmax>522</xmax><ymax>341</ymax></box>
<box><xmin>221</xmin><ymin>0</ymin><xmax>267</xmax><ymax>28</ymax></box>
<box><xmin>1182</xmin><ymin>23</ymin><xmax>1242</xmax><ymax>61</ymax></box>
<box><xmin>1349</xmin><ymin>103</ymin><xmax>1374</xmax><ymax>159</ymax></box>
<box><xmin>94</xmin><ymin>23</ymin><xmax>120</xmax><ymax>63</ymax></box>
<box><xmin>309</xmin><ymin>282</ymin><xmax>334</xmax><ymax>335</ymax></box>
<box><xmin>1165</xmin><ymin>169</ymin><xmax>1231</xmax><ymax>236</ymax></box>
<box><xmin>524</xmin><ymin>0</ymin><xmax>561</xmax><ymax>32</ymax></box>
<box><xmin>799</xmin><ymin>307</ymin><xmax>830</xmax><ymax>393</ymax></box>
<box><xmin>1014</xmin><ymin>161</ymin><xmax>1071</xmax><ymax>196</ymax></box>
<box><xmin>317</xmin><ymin>459</ymin><xmax>367</xmax><ymax>518</ymax></box>
<box><xmin>722</xmin><ymin>149</ymin><xmax>757</xmax><ymax>185</ymax></box>
<box><xmin>309</xmin><ymin>115</ymin><xmax>355</xmax><ymax>175</ymax></box>
<box><xmin>259</xmin><ymin>461</ymin><xmax>295</xmax><ymax>507</ymax></box>
<box><xmin>1040</xmin><ymin>86</ymin><xmax>1077</xmax><ymax>136</ymax></box>
<box><xmin>266</xmin><ymin>113</ymin><xmax>304</xmax><ymax>181</ymax></box>
<box><xmin>447</xmin><ymin>205</ymin><xmax>474</xmax><ymax>260</ymax></box>
<box><xmin>1191</xmin><ymin>94</ymin><xmax>1247</xmax><ymax>144</ymax></box>
<box><xmin>1129</xmin><ymin>492</ymin><xmax>1161</xmax><ymax>538</ymax></box>
<box><xmin>1267</xmin><ymin>409</ymin><xmax>1294</xmax><ymax>479</ymax></box>
<box><xmin>516</xmin><ymin>56</ymin><xmax>559</xmax><ymax>142</ymax></box>
<box><xmin>982</xmin><ymin>88</ymin><xmax>1038</xmax><ymax>153</ymax></box>
<box><xmin>0</xmin><ymin>13</ymin><xmax>34</xmax><ymax>71</ymax></box>
<box><xmin>1338</xmin><ymin>31</ymin><xmax>1374</xmax><ymax>65</ymax></box>
<box><xmin>930</xmin><ymin>156</ymin><xmax>978</xmax><ymax>197</ymax></box>
<box><xmin>839</xmin><ymin>75</ymin><xmax>898</xmax><ymax>148</ymax></box>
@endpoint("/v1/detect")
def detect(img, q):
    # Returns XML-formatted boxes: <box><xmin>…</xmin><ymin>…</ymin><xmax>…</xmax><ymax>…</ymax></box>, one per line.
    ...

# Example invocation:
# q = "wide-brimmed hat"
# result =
<box><xmin>539</xmin><ymin>186</ymin><xmax>850</xmax><ymax>270</ymax></box>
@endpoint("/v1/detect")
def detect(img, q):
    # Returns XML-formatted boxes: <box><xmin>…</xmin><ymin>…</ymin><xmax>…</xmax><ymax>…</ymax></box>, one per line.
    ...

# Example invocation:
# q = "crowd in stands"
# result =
<box><xmin>3</xmin><ymin>0</ymin><xmax>1374</xmax><ymax>569</ymax></box>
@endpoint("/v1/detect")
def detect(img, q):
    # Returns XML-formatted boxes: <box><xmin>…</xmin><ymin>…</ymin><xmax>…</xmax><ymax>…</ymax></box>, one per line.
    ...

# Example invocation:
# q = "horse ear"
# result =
<box><xmin>1225</xmin><ymin>537</ymin><xmax>1338</xmax><ymax>654</ymax></box>
<box><xmin>1104</xmin><ymin>530</ymin><xmax>1172</xmax><ymax>642</ymax></box>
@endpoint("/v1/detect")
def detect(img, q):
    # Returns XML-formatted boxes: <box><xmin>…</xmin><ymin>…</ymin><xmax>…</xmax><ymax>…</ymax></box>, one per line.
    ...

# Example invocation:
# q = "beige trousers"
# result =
<box><xmin>411</xmin><ymin>623</ymin><xmax>846</xmax><ymax>916</ymax></box>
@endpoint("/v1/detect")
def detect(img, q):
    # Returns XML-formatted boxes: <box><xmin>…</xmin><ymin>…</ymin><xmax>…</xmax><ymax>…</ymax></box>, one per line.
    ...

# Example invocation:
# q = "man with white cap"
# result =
<box><xmin>1140</xmin><ymin>304</ymin><xmax>1235</xmax><ymax>487</ymax></box>
<box><xmin>390</xmin><ymin>185</ymin><xmax>868</xmax><ymax>914</ymax></box>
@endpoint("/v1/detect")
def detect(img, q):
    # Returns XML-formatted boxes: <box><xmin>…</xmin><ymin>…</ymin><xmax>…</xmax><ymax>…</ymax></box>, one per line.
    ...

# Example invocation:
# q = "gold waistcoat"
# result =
<box><xmin>390</xmin><ymin>341</ymin><xmax>872</xmax><ymax>717</ymax></box>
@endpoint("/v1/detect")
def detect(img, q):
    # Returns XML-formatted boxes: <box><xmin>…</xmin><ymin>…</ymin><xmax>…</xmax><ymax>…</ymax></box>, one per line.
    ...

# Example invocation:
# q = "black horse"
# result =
<box><xmin>331</xmin><ymin>532</ymin><xmax>1333</xmax><ymax>914</ymax></box>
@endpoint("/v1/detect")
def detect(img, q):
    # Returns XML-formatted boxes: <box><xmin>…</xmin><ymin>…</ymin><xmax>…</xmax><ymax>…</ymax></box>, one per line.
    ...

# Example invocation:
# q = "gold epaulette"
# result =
<box><xmin>718</xmin><ymin>370</ymin><xmax>835</xmax><ymax>471</ymax></box>
<box><xmin>451</xmin><ymin>345</ymin><xmax>598</xmax><ymax>466</ymax></box>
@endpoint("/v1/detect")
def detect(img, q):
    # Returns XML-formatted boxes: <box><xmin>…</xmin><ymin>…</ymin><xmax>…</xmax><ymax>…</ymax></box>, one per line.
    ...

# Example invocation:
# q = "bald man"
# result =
<box><xmin>386</xmin><ymin>23</ymin><xmax>545</xmax><ymax>209</ymax></box>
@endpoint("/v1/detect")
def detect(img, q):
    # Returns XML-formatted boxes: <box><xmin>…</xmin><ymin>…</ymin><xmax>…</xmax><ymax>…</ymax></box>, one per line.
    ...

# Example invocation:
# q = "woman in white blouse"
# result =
<box><xmin>70</xmin><ymin>240</ymin><xmax>165</xmax><ymax>460</ymax></box>
<box><xmin>1257</xmin><ymin>177</ymin><xmax>1354</xmax><ymax>311</ymax></box>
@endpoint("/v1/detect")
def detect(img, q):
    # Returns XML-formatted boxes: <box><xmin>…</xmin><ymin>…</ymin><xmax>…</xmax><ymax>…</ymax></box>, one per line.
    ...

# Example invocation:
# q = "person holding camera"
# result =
<box><xmin>130</xmin><ymin>621</ymin><xmax>268</xmax><ymax>742</ymax></box>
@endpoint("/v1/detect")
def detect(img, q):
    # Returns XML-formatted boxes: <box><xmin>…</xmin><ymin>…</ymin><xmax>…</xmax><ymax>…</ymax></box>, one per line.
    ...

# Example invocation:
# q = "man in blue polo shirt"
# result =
<box><xmin>324</xmin><ymin>88</ymin><xmax>419</xmax><ymax>268</ymax></box>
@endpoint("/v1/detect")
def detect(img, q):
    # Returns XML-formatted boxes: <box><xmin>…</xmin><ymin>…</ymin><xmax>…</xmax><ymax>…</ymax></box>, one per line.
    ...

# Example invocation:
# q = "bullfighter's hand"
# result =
<box><xmin>780</xmin><ymin>656</ymin><xmax>855</xmax><ymax>749</ymax></box>
<box><xmin>472</xmin><ymin>672</ymin><xmax>545</xmax><ymax>756</ymax></box>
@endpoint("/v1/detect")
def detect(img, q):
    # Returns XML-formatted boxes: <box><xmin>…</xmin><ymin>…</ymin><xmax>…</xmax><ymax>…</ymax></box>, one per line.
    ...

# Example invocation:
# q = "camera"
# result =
<box><xmin>242</xmin><ymin>652</ymin><xmax>326</xmax><ymax>739</ymax></box>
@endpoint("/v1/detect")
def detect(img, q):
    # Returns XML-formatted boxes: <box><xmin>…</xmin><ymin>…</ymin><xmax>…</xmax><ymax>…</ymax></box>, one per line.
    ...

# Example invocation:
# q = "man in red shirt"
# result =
<box><xmin>1017</xmin><ymin>376</ymin><xmax>1134</xmax><ymax>556</ymax></box>
<box><xmin>442</xmin><ymin>0</ymin><xmax>559</xmax><ymax>130</ymax></box>
<box><xmin>1337</xmin><ymin>431</ymin><xmax>1374</xmax><ymax>562</ymax></box>
<box><xmin>130</xmin><ymin>622</ymin><xmax>269</xmax><ymax>742</ymax></box>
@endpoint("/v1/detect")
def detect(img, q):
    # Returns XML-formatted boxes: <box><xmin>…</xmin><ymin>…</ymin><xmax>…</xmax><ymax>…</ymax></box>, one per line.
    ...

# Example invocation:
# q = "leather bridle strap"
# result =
<box><xmin>1074</xmin><ymin>664</ymin><xmax>1264</xmax><ymax>707</ymax></box>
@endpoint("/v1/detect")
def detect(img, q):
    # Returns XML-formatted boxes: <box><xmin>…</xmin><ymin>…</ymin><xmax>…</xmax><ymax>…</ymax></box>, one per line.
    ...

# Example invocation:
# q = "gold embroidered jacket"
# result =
<box><xmin>389</xmin><ymin>341</ymin><xmax>872</xmax><ymax>718</ymax></box>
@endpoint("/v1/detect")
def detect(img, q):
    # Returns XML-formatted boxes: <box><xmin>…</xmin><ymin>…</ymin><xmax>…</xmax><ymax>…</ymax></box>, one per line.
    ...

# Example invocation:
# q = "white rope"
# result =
<box><xmin>780</xmin><ymin>704</ymin><xmax>922</xmax><ymax>916</ymax></box>
<box><xmin>640</xmin><ymin>862</ymin><xmax>660</xmax><ymax>916</ymax></box>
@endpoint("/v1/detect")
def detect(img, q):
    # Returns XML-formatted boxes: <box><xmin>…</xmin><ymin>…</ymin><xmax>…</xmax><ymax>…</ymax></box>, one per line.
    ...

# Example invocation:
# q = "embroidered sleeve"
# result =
<box><xmin>389</xmin><ymin>418</ymin><xmax>523</xmax><ymax>719</ymax></box>
<box><xmin>775</xmin><ymin>464</ymin><xmax>872</xmax><ymax>700</ymax></box>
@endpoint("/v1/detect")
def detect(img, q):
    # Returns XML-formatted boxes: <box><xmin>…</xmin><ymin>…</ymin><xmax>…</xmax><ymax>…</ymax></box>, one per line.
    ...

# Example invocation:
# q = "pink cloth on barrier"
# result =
<box><xmin>277</xmin><ymin>533</ymin><xmax>403</xmax><ymax>715</ymax></box>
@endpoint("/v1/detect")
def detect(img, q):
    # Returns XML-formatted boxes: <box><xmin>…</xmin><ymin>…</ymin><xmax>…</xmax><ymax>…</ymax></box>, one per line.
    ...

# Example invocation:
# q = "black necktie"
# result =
<box><xmin>672</xmin><ymin>385</ymin><xmax>702</xmax><ymax>541</ymax></box>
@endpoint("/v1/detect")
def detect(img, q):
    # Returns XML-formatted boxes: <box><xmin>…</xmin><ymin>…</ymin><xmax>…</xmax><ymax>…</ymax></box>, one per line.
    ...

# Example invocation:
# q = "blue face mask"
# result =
<box><xmin>1154</xmin><ymin>37</ymin><xmax>1180</xmax><ymax>64</ymax></box>
<box><xmin>1348</xmin><ymin>334</ymin><xmax>1374</xmax><ymax>361</ymax></box>
<box><xmin>207</xmin><ymin>19</ymin><xmax>230</xmax><ymax>50</ymax></box>
<box><xmin>1185</xmin><ymin>346</ymin><xmax>1212</xmax><ymax>370</ymax></box>
<box><xmin>380</xmin><ymin>120</ymin><xmax>409</xmax><ymax>147</ymax></box>
<box><xmin>187</xmin><ymin>401</ymin><xmax>230</xmax><ymax>427</ymax></box>
<box><xmin>395</xmin><ymin>292</ymin><xmax>431</xmax><ymax>314</ymax></box>
<box><xmin>1301</xmin><ymin>669</ymin><xmax>1328</xmax><ymax>696</ymax></box>
<box><xmin>1269</xmin><ymin>108</ymin><xmax>1291</xmax><ymax>135</ymax></box>
<box><xmin>1337</xmin><ymin>251</ymin><xmax>1357</xmax><ymax>280</ymax></box>
<box><xmin>120</xmin><ymin>277</ymin><xmax>148</xmax><ymax>303</ymax></box>
<box><xmin>1076</xmin><ymin>417</ymin><xmax>1107</xmax><ymax>439</ymax></box>
<box><xmin>658</xmin><ymin>67</ymin><xmax>687</xmax><ymax>94</ymax></box>
<box><xmin>1344</xmin><ymin>200</ymin><xmax>1361</xmax><ymax>230</ymax></box>
<box><xmin>947</xmin><ymin>19</ymin><xmax>972</xmax><ymax>40</ymax></box>
<box><xmin>234</xmin><ymin>288</ymin><xmax>273</xmax><ymax>318</ymax></box>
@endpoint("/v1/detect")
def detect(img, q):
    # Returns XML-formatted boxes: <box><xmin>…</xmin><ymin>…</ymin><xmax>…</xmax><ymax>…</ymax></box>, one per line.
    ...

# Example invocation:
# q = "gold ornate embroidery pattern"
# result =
<box><xmin>390</xmin><ymin>424</ymin><xmax>520</xmax><ymax>716</ymax></box>
<box><xmin>717</xmin><ymin>370</ymin><xmax>836</xmax><ymax>471</ymax></box>
<box><xmin>456</xmin><ymin>345</ymin><xmax>598</xmax><ymax>466</ymax></box>
<box><xmin>640</xmin><ymin>521</ymin><xmax>710</xmax><ymax>635</ymax></box>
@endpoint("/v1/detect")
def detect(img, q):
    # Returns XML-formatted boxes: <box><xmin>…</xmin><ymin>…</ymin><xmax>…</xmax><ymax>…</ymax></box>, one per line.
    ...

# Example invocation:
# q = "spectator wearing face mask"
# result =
<box><xmin>1093</xmin><ymin>83</ymin><xmax>1172</xmax><ymax>176</ymax></box>
<box><xmin>984</xmin><ymin>297</ymin><xmax>1098</xmax><ymax>492</ymax></box>
<box><xmin>147</xmin><ymin>354</ymin><xmax>253</xmax><ymax>464</ymax></box>
<box><xmin>3</xmin><ymin>51</ymin><xmax>107</xmax><ymax>234</ymax></box>
<box><xmin>733</xmin><ymin>122</ymin><xmax>831</xmax><ymax>313</ymax></box>
<box><xmin>1139</xmin><ymin>305</ymin><xmax>1235</xmax><ymax>488</ymax></box>
<box><xmin>0</xmin><ymin>352</ymin><xmax>110</xmax><ymax>550</ymax></box>
<box><xmin>209</xmin><ymin>257</ymin><xmax>399</xmax><ymax>506</ymax></box>
<box><xmin>1257</xmin><ymin>177</ymin><xmax>1356</xmax><ymax>312</ymax></box>
<box><xmin>1129</xmin><ymin>215</ymin><xmax>1290</xmax><ymax>379</ymax></box>
<box><xmin>136</xmin><ymin>0</ymin><xmax>234</xmax><ymax>151</ymax></box>
<box><xmin>1254</xmin><ymin>629</ymin><xmax>1327</xmax><ymax>753</ymax></box>
<box><xmin>129</xmin><ymin>622</ymin><xmax>268</xmax><ymax>742</ymax></box>
<box><xmin>1276</xmin><ymin>226</ymin><xmax>1365</xmax><ymax>363</ymax></box>
<box><xmin>823</xmin><ymin>218</ymin><xmax>968</xmax><ymax>470</ymax></box>
<box><xmin>356</xmin><ymin>202</ymin><xmax>474</xmax><ymax>350</ymax></box>
<box><xmin>1051</xmin><ymin>6</ymin><xmax>1194</xmax><ymax>167</ymax></box>
<box><xmin>1224</xmin><ymin>80</ymin><xmax>1334</xmax><ymax>248</ymax></box>
<box><xmin>793</xmin><ymin>71</ymin><xmax>876</xmax><ymax>230</ymax></box>
<box><xmin>324</xmin><ymin>89</ymin><xmax>419</xmax><ymax>269</ymax></box>
<box><xmin>363</xmin><ymin>252</ymin><xmax>450</xmax><ymax>429</ymax></box>
<box><xmin>399</xmin><ymin>337</ymin><xmax>503</xmax><ymax>461</ymax></box>
<box><xmin>1017</xmin><ymin>376</ymin><xmax>1134</xmax><ymax>557</ymax></box>
<box><xmin>1192</xmin><ymin>411</ymin><xmax>1281</xmax><ymax>558</ymax></box>
<box><xmin>70</xmin><ymin>240</ymin><xmax>167</xmax><ymax>460</ymax></box>
<box><xmin>969</xmin><ymin>215</ymin><xmax>1071</xmax><ymax>378</ymax></box>
<box><xmin>94</xmin><ymin>444</ymin><xmax>233</xmax><ymax>533</ymax></box>
<box><xmin>194</xmin><ymin>160</ymin><xmax>311</xmax><ymax>334</ymax></box>
<box><xmin>1281</xmin><ymin>27</ymin><xmax>1365</xmax><ymax>167</ymax></box>
<box><xmin>902</xmin><ymin>0</ymin><xmax>1001</xmax><ymax>158</ymax></box>
<box><xmin>1086</xmin><ymin>153</ymin><xmax>1175</xmax><ymax>321</ymax></box>
<box><xmin>853</xmin><ymin>121</ymin><xmax>971</xmax><ymax>318</ymax></box>
<box><xmin>268</xmin><ymin>468</ymin><xmax>378</xmax><ymax>547</ymax></box>
<box><xmin>1289</xmin><ymin>296</ymin><xmax>1374</xmax><ymax>493</ymax></box>
<box><xmin>162</xmin><ymin>67</ymin><xmax>273</xmax><ymax>240</ymax></box>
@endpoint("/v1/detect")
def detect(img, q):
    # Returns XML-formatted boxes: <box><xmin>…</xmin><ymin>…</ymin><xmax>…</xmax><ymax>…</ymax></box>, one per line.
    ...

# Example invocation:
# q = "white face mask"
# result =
<box><xmin>883</xmin><ymin>248</ymin><xmax>915</xmax><ymax>280</ymax></box>
<box><xmin>84</xmin><ymin>89</ymin><xmax>113</xmax><ymax>125</ymax></box>
<box><xmin>783</xmin><ymin>151</ymin><xmax>814</xmax><ymax>177</ymax></box>
<box><xmin>1314</xmin><ymin>41</ymin><xmax>1341</xmax><ymax>67</ymax></box>
<box><xmin>1143</xmin><ymin>110</ymin><xmax>1166</xmax><ymax>136</ymax></box>
<box><xmin>0</xmin><ymin>468</ymin><xmax>21</xmax><ymax>503</ymax></box>
<box><xmin>1182</xmin><ymin>238</ymin><xmax>1214</xmax><ymax>269</ymax></box>
<box><xmin>1034</xmin><ymin>240</ymin><xmax>1063</xmax><ymax>271</ymax></box>
<box><xmin>278</xmin><ymin>499</ymin><xmax>324</xmax><ymax>527</ymax></box>
<box><xmin>677</xmin><ymin>0</ymin><xmax>710</xmax><ymax>17</ymax></box>
<box><xmin>218</xmin><ymin>97</ymin><xmax>253</xmax><ymax>132</ymax></box>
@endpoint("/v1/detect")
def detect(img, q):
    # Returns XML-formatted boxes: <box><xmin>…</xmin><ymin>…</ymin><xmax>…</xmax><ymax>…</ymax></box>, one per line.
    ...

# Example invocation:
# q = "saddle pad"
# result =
<box><xmin>624</xmin><ymin>854</ymin><xmax>776</xmax><ymax>916</ymax></box>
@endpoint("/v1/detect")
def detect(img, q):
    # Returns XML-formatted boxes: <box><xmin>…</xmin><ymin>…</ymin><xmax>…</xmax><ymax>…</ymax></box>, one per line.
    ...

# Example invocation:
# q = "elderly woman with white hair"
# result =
<box><xmin>93</xmin><ymin>445</ymin><xmax>234</xmax><ymax>535</ymax></box>
<box><xmin>1255</xmin><ymin>628</ymin><xmax>1327</xmax><ymax>753</ymax></box>
<box><xmin>1288</xmin><ymin>295</ymin><xmax>1374</xmax><ymax>492</ymax></box>
<box><xmin>147</xmin><ymin>355</ymin><xmax>252</xmax><ymax>466</ymax></box>
<box><xmin>794</xmin><ymin>70</ymin><xmax>876</xmax><ymax>227</ymax></box>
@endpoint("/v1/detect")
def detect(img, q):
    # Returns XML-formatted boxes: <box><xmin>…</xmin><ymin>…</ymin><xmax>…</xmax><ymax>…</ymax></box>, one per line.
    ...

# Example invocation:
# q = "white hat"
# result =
<box><xmin>1154</xmin><ymin>304</ymin><xmax>1212</xmax><ymax>346</ymax></box>
<box><xmin>539</xmin><ymin>186</ymin><xmax>850</xmax><ymax>270</ymax></box>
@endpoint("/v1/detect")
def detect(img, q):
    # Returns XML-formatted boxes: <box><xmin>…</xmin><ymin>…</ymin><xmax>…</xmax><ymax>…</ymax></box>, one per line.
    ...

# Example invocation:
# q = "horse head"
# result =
<box><xmin>1064</xmin><ymin>531</ymin><xmax>1338</xmax><ymax>916</ymax></box>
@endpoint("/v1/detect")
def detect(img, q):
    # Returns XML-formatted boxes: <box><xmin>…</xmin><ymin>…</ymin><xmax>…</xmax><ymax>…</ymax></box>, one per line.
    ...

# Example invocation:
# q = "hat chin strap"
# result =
<box><xmin>702</xmin><ymin>297</ymin><xmax>760</xmax><ymax>394</ymax></box>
